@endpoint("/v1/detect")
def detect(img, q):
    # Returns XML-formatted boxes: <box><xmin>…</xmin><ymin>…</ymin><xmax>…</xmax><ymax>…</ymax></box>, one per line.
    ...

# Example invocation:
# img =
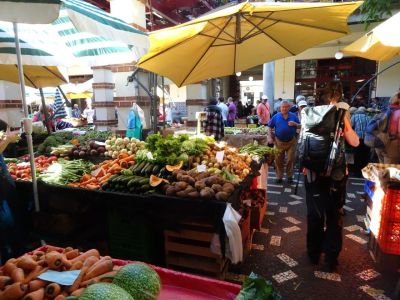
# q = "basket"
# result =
<box><xmin>377</xmin><ymin>221</ymin><xmax>400</xmax><ymax>255</ymax></box>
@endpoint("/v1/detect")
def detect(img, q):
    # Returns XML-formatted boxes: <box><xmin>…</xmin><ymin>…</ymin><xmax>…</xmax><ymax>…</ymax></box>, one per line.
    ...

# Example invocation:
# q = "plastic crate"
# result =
<box><xmin>377</xmin><ymin>221</ymin><xmax>400</xmax><ymax>255</ymax></box>
<box><xmin>381</xmin><ymin>188</ymin><xmax>400</xmax><ymax>223</ymax></box>
<box><xmin>107</xmin><ymin>209</ymin><xmax>163</xmax><ymax>264</ymax></box>
<box><xmin>364</xmin><ymin>180</ymin><xmax>375</xmax><ymax>200</ymax></box>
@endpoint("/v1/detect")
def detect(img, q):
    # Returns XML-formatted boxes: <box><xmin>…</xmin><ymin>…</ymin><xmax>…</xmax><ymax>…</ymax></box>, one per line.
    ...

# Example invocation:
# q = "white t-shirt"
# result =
<box><xmin>83</xmin><ymin>108</ymin><xmax>95</xmax><ymax>124</ymax></box>
<box><xmin>218</xmin><ymin>102</ymin><xmax>229</xmax><ymax>121</ymax></box>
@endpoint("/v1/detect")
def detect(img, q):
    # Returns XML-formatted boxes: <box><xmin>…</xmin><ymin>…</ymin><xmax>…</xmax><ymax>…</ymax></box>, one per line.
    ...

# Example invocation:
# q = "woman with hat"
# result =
<box><xmin>257</xmin><ymin>95</ymin><xmax>271</xmax><ymax>126</ymax></box>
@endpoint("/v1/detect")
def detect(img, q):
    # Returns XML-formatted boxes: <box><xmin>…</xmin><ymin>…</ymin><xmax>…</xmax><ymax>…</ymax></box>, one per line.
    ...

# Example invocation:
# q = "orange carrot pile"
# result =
<box><xmin>66</xmin><ymin>154</ymin><xmax>135</xmax><ymax>190</ymax></box>
<box><xmin>0</xmin><ymin>246</ymin><xmax>118</xmax><ymax>299</ymax></box>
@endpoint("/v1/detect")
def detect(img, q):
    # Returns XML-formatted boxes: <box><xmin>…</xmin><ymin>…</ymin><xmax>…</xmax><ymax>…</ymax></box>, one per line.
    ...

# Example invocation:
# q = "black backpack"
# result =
<box><xmin>298</xmin><ymin>105</ymin><xmax>346</xmax><ymax>179</ymax></box>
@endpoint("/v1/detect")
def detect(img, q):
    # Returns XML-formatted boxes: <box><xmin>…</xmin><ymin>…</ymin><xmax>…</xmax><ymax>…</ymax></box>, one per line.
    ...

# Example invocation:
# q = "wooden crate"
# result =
<box><xmin>251</xmin><ymin>201</ymin><xmax>267</xmax><ymax>231</ymax></box>
<box><xmin>164</xmin><ymin>220</ymin><xmax>229</xmax><ymax>279</ymax></box>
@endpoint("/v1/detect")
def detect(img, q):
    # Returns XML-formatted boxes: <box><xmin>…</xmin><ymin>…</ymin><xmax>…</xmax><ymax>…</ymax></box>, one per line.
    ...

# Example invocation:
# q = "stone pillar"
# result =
<box><xmin>0</xmin><ymin>81</ymin><xmax>23</xmax><ymax>129</ymax></box>
<box><xmin>92</xmin><ymin>66</ymin><xmax>117</xmax><ymax>131</ymax></box>
<box><xmin>186</xmin><ymin>83</ymin><xmax>208</xmax><ymax>127</ymax></box>
<box><xmin>112</xmin><ymin>65</ymin><xmax>151</xmax><ymax>134</ymax></box>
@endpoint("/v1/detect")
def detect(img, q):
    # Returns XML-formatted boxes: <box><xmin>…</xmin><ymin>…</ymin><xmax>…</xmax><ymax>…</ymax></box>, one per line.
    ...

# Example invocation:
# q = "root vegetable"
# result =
<box><xmin>28</xmin><ymin>280</ymin><xmax>47</xmax><ymax>292</ymax></box>
<box><xmin>10</xmin><ymin>268</ymin><xmax>24</xmax><ymax>283</ymax></box>
<box><xmin>0</xmin><ymin>283</ymin><xmax>27</xmax><ymax>300</ymax></box>
<box><xmin>17</xmin><ymin>256</ymin><xmax>38</xmax><ymax>271</ymax></box>
<box><xmin>45</xmin><ymin>283</ymin><xmax>61</xmax><ymax>298</ymax></box>
<box><xmin>22</xmin><ymin>288</ymin><xmax>44</xmax><ymax>300</ymax></box>
<box><xmin>0</xmin><ymin>276</ymin><xmax>12</xmax><ymax>289</ymax></box>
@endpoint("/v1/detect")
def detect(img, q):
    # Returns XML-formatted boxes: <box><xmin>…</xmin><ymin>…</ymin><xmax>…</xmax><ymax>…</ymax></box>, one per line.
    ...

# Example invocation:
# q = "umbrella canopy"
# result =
<box><xmin>139</xmin><ymin>1</ymin><xmax>362</xmax><ymax>87</ymax></box>
<box><xmin>0</xmin><ymin>26</ymin><xmax>68</xmax><ymax>87</ymax></box>
<box><xmin>53</xmin><ymin>89</ymin><xmax>67</xmax><ymax>119</ymax></box>
<box><xmin>0</xmin><ymin>0</ymin><xmax>61</xmax><ymax>23</ymax></box>
<box><xmin>343</xmin><ymin>12</ymin><xmax>400</xmax><ymax>61</ymax></box>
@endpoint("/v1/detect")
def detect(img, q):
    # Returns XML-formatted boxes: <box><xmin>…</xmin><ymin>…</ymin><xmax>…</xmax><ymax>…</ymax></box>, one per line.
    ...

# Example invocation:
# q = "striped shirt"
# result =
<box><xmin>351</xmin><ymin>112</ymin><xmax>370</xmax><ymax>139</ymax></box>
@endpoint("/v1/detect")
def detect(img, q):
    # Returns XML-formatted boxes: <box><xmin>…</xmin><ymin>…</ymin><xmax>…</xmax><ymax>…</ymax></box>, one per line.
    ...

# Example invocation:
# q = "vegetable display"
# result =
<box><xmin>104</xmin><ymin>137</ymin><xmax>145</xmax><ymax>159</ymax></box>
<box><xmin>0</xmin><ymin>247</ymin><xmax>160</xmax><ymax>300</ymax></box>
<box><xmin>7</xmin><ymin>156</ymin><xmax>58</xmax><ymax>181</ymax></box>
<box><xmin>39</xmin><ymin>159</ymin><xmax>93</xmax><ymax>185</ymax></box>
<box><xmin>224</xmin><ymin>126</ymin><xmax>269</xmax><ymax>135</ymax></box>
<box><xmin>240</xmin><ymin>144</ymin><xmax>280</xmax><ymax>158</ymax></box>
<box><xmin>37</xmin><ymin>132</ymin><xmax>74</xmax><ymax>155</ymax></box>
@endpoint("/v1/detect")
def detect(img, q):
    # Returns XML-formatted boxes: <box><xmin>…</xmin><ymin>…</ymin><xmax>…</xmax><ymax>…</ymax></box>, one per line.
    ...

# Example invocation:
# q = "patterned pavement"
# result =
<box><xmin>228</xmin><ymin>167</ymin><xmax>399</xmax><ymax>300</ymax></box>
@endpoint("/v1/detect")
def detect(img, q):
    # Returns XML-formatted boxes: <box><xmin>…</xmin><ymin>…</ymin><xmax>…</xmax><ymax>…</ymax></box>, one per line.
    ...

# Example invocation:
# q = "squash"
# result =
<box><xmin>166</xmin><ymin>161</ymin><xmax>183</xmax><ymax>172</ymax></box>
<box><xmin>149</xmin><ymin>175</ymin><xmax>169</xmax><ymax>187</ymax></box>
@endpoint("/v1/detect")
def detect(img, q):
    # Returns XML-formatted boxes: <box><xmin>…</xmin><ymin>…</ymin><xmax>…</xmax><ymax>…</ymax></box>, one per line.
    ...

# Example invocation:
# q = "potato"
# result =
<box><xmin>195</xmin><ymin>180</ymin><xmax>206</xmax><ymax>191</ymax></box>
<box><xmin>176</xmin><ymin>190</ymin><xmax>188</xmax><ymax>197</ymax></box>
<box><xmin>180</xmin><ymin>175</ymin><xmax>195</xmax><ymax>185</ymax></box>
<box><xmin>165</xmin><ymin>186</ymin><xmax>176</xmax><ymax>196</ymax></box>
<box><xmin>188</xmin><ymin>191</ymin><xmax>200</xmax><ymax>198</ymax></box>
<box><xmin>175</xmin><ymin>181</ymin><xmax>188</xmax><ymax>191</ymax></box>
<box><xmin>222</xmin><ymin>182</ymin><xmax>235</xmax><ymax>194</ymax></box>
<box><xmin>200</xmin><ymin>187</ymin><xmax>215</xmax><ymax>199</ymax></box>
<box><xmin>211</xmin><ymin>184</ymin><xmax>223</xmax><ymax>193</ymax></box>
<box><xmin>215</xmin><ymin>191</ymin><xmax>229</xmax><ymax>201</ymax></box>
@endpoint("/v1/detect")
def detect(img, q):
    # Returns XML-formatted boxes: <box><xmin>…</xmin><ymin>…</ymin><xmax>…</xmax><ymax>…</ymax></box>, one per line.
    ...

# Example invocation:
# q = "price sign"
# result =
<box><xmin>197</xmin><ymin>164</ymin><xmax>207</xmax><ymax>172</ymax></box>
<box><xmin>146</xmin><ymin>152</ymin><xmax>154</xmax><ymax>160</ymax></box>
<box><xmin>216</xmin><ymin>150</ymin><xmax>225</xmax><ymax>163</ymax></box>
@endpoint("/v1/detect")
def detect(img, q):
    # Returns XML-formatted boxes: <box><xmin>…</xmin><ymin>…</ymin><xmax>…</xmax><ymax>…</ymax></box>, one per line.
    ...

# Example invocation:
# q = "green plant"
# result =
<box><xmin>361</xmin><ymin>0</ymin><xmax>400</xmax><ymax>28</ymax></box>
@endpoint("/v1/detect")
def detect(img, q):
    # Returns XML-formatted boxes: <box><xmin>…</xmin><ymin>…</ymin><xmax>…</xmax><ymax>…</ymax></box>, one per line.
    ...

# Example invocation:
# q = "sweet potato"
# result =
<box><xmin>65</xmin><ymin>249</ymin><xmax>79</xmax><ymax>260</ymax></box>
<box><xmin>69</xmin><ymin>261</ymin><xmax>83</xmax><ymax>271</ymax></box>
<box><xmin>45</xmin><ymin>252</ymin><xmax>64</xmax><ymax>270</ymax></box>
<box><xmin>0</xmin><ymin>282</ymin><xmax>27</xmax><ymax>300</ymax></box>
<box><xmin>68</xmin><ymin>256</ymin><xmax>98</xmax><ymax>292</ymax></box>
<box><xmin>71</xmin><ymin>288</ymin><xmax>84</xmax><ymax>297</ymax></box>
<box><xmin>22</xmin><ymin>288</ymin><xmax>44</xmax><ymax>300</ymax></box>
<box><xmin>80</xmin><ymin>270</ymin><xmax>116</xmax><ymax>287</ymax></box>
<box><xmin>70</xmin><ymin>249</ymin><xmax>100</xmax><ymax>265</ymax></box>
<box><xmin>54</xmin><ymin>295</ymin><xmax>66</xmax><ymax>300</ymax></box>
<box><xmin>10</xmin><ymin>268</ymin><xmax>24</xmax><ymax>283</ymax></box>
<box><xmin>28</xmin><ymin>280</ymin><xmax>47</xmax><ymax>292</ymax></box>
<box><xmin>2</xmin><ymin>260</ymin><xmax>17</xmax><ymax>276</ymax></box>
<box><xmin>0</xmin><ymin>276</ymin><xmax>12</xmax><ymax>289</ymax></box>
<box><xmin>24</xmin><ymin>266</ymin><xmax>47</xmax><ymax>284</ymax></box>
<box><xmin>17</xmin><ymin>256</ymin><xmax>38</xmax><ymax>271</ymax></box>
<box><xmin>83</xmin><ymin>259</ymin><xmax>113</xmax><ymax>281</ymax></box>
<box><xmin>45</xmin><ymin>283</ymin><xmax>61</xmax><ymax>298</ymax></box>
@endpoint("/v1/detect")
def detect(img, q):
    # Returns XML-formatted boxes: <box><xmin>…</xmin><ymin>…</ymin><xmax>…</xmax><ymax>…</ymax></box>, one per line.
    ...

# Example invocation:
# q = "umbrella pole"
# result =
<box><xmin>13</xmin><ymin>22</ymin><xmax>40</xmax><ymax>212</ymax></box>
<box><xmin>162</xmin><ymin>76</ymin><xmax>166</xmax><ymax>130</ymax></box>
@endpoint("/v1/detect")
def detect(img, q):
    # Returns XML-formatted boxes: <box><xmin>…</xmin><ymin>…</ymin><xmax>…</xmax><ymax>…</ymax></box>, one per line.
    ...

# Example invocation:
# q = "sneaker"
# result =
<box><xmin>287</xmin><ymin>177</ymin><xmax>293</xmax><ymax>184</ymax></box>
<box><xmin>275</xmin><ymin>179</ymin><xmax>283</xmax><ymax>184</ymax></box>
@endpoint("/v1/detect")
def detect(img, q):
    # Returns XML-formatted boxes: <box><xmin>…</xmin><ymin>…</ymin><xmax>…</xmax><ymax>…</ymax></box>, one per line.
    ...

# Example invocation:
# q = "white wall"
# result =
<box><xmin>376</xmin><ymin>58</ymin><xmax>400</xmax><ymax>98</ymax></box>
<box><xmin>169</xmin><ymin>84</ymin><xmax>187</xmax><ymax>102</ymax></box>
<box><xmin>110</xmin><ymin>0</ymin><xmax>146</xmax><ymax>28</ymax></box>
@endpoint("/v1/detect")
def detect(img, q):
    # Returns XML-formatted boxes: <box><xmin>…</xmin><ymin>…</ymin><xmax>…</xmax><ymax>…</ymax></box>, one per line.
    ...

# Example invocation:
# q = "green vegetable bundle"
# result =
<box><xmin>240</xmin><ymin>144</ymin><xmax>280</xmax><ymax>157</ymax></box>
<box><xmin>39</xmin><ymin>159</ymin><xmax>93</xmax><ymax>185</ymax></box>
<box><xmin>37</xmin><ymin>132</ymin><xmax>74</xmax><ymax>154</ymax></box>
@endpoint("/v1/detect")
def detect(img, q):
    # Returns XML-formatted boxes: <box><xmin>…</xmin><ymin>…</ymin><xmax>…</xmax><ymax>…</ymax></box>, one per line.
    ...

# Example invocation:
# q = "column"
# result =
<box><xmin>113</xmin><ymin>65</ymin><xmax>151</xmax><ymax>134</ymax></box>
<box><xmin>0</xmin><ymin>81</ymin><xmax>23</xmax><ymax>129</ymax></box>
<box><xmin>92</xmin><ymin>66</ymin><xmax>117</xmax><ymax>131</ymax></box>
<box><xmin>186</xmin><ymin>82</ymin><xmax>208</xmax><ymax>127</ymax></box>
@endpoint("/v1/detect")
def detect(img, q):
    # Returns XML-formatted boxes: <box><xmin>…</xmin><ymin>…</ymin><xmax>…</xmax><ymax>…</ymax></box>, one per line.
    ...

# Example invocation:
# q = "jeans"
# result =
<box><xmin>305</xmin><ymin>174</ymin><xmax>347</xmax><ymax>264</ymax></box>
<box><xmin>227</xmin><ymin>120</ymin><xmax>235</xmax><ymax>127</ymax></box>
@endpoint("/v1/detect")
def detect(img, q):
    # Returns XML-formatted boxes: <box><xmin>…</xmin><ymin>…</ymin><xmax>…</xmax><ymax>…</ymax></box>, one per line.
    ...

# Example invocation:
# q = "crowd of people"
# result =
<box><xmin>202</xmin><ymin>82</ymin><xmax>400</xmax><ymax>273</ymax></box>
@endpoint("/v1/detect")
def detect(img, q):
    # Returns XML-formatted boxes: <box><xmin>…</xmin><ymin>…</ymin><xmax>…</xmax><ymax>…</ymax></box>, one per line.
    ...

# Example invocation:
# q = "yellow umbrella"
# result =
<box><xmin>66</xmin><ymin>92</ymin><xmax>93</xmax><ymax>99</ymax></box>
<box><xmin>343</xmin><ymin>12</ymin><xmax>400</xmax><ymax>61</ymax></box>
<box><xmin>139</xmin><ymin>1</ymin><xmax>362</xmax><ymax>87</ymax></box>
<box><xmin>0</xmin><ymin>65</ymin><xmax>68</xmax><ymax>88</ymax></box>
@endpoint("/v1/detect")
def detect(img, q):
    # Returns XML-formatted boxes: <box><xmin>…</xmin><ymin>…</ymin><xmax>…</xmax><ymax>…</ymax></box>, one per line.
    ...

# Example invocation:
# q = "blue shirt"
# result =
<box><xmin>268</xmin><ymin>112</ymin><xmax>299</xmax><ymax>142</ymax></box>
<box><xmin>351</xmin><ymin>112</ymin><xmax>370</xmax><ymax>139</ymax></box>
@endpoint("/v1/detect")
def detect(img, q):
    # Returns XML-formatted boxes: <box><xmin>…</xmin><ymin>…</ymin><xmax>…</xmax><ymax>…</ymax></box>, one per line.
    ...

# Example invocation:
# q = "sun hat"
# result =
<box><xmin>349</xmin><ymin>107</ymin><xmax>357</xmax><ymax>113</ymax></box>
<box><xmin>298</xmin><ymin>100</ymin><xmax>308</xmax><ymax>107</ymax></box>
<box><xmin>295</xmin><ymin>95</ymin><xmax>306</xmax><ymax>104</ymax></box>
<box><xmin>261</xmin><ymin>95</ymin><xmax>268</xmax><ymax>100</ymax></box>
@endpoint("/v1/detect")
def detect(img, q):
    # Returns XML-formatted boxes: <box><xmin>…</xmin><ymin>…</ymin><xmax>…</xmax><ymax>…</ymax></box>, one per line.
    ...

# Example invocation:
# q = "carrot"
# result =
<box><xmin>98</xmin><ymin>173</ymin><xmax>112</xmax><ymax>183</ymax></box>
<box><xmin>0</xmin><ymin>276</ymin><xmax>12</xmax><ymax>289</ymax></box>
<box><xmin>54</xmin><ymin>295</ymin><xmax>66</xmax><ymax>300</ymax></box>
<box><xmin>118</xmin><ymin>153</ymin><xmax>129</xmax><ymax>160</ymax></box>
<box><xmin>32</xmin><ymin>251</ymin><xmax>45</xmax><ymax>261</ymax></box>
<box><xmin>0</xmin><ymin>283</ymin><xmax>27</xmax><ymax>300</ymax></box>
<box><xmin>17</xmin><ymin>256</ymin><xmax>38</xmax><ymax>271</ymax></box>
<box><xmin>80</xmin><ymin>270</ymin><xmax>116</xmax><ymax>287</ymax></box>
<box><xmin>61</xmin><ymin>255</ymin><xmax>72</xmax><ymax>269</ymax></box>
<box><xmin>44</xmin><ymin>245</ymin><xmax>62</xmax><ymax>252</ymax></box>
<box><xmin>85</xmin><ymin>184</ymin><xmax>100</xmax><ymax>190</ymax></box>
<box><xmin>64</xmin><ymin>247</ymin><xmax>73</xmax><ymax>253</ymax></box>
<box><xmin>22</xmin><ymin>288</ymin><xmax>44</xmax><ymax>300</ymax></box>
<box><xmin>45</xmin><ymin>283</ymin><xmax>61</xmax><ymax>298</ymax></box>
<box><xmin>2</xmin><ymin>260</ymin><xmax>17</xmax><ymax>276</ymax></box>
<box><xmin>10</xmin><ymin>267</ymin><xmax>24</xmax><ymax>283</ymax></box>
<box><xmin>23</xmin><ymin>266</ymin><xmax>47</xmax><ymax>284</ymax></box>
<box><xmin>71</xmin><ymin>288</ymin><xmax>84</xmax><ymax>297</ymax></box>
<box><xmin>65</xmin><ymin>249</ymin><xmax>79</xmax><ymax>260</ymax></box>
<box><xmin>69</xmin><ymin>261</ymin><xmax>83</xmax><ymax>271</ymax></box>
<box><xmin>79</xmin><ymin>178</ymin><xmax>97</xmax><ymax>185</ymax></box>
<box><xmin>70</xmin><ymin>249</ymin><xmax>100</xmax><ymax>265</ymax></box>
<box><xmin>119</xmin><ymin>161</ymin><xmax>129</xmax><ymax>168</ymax></box>
<box><xmin>68</xmin><ymin>256</ymin><xmax>98</xmax><ymax>293</ymax></box>
<box><xmin>45</xmin><ymin>252</ymin><xmax>64</xmax><ymax>270</ymax></box>
<box><xmin>28</xmin><ymin>280</ymin><xmax>47</xmax><ymax>292</ymax></box>
<box><xmin>80</xmin><ymin>174</ymin><xmax>91</xmax><ymax>182</ymax></box>
<box><xmin>83</xmin><ymin>259</ymin><xmax>113</xmax><ymax>281</ymax></box>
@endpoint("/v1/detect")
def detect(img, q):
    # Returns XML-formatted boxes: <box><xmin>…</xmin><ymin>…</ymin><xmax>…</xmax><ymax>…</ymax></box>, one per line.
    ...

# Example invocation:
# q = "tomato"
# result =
<box><xmin>47</xmin><ymin>156</ymin><xmax>58</xmax><ymax>163</ymax></box>
<box><xmin>10</xmin><ymin>174</ymin><xmax>17</xmax><ymax>180</ymax></box>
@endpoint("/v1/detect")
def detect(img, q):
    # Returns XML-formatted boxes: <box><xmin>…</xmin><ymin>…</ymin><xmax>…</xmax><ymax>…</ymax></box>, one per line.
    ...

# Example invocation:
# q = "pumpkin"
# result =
<box><xmin>149</xmin><ymin>175</ymin><xmax>169</xmax><ymax>187</ymax></box>
<box><xmin>166</xmin><ymin>161</ymin><xmax>183</xmax><ymax>172</ymax></box>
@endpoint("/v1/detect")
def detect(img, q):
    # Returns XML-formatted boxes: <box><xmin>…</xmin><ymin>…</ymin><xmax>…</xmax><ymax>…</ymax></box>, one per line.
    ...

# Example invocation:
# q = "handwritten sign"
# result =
<box><xmin>216</xmin><ymin>151</ymin><xmax>225</xmax><ymax>163</ymax></box>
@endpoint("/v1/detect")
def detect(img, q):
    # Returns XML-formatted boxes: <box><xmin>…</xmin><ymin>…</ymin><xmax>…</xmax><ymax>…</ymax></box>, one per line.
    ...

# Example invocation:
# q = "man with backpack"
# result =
<box><xmin>298</xmin><ymin>81</ymin><xmax>359</xmax><ymax>272</ymax></box>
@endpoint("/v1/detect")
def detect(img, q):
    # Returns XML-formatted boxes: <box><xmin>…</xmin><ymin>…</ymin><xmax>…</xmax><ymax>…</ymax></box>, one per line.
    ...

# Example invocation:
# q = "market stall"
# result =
<box><xmin>223</xmin><ymin>127</ymin><xmax>270</xmax><ymax>148</ymax></box>
<box><xmin>6</xmin><ymin>131</ymin><xmax>272</xmax><ymax>280</ymax></box>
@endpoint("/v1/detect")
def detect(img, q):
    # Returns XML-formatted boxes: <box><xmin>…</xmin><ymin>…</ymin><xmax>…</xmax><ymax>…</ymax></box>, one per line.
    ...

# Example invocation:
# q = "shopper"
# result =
<box><xmin>217</xmin><ymin>96</ymin><xmax>229</xmax><ymax>127</ymax></box>
<box><xmin>267</xmin><ymin>100</ymin><xmax>300</xmax><ymax>184</ymax></box>
<box><xmin>227</xmin><ymin>97</ymin><xmax>236</xmax><ymax>127</ymax></box>
<box><xmin>351</xmin><ymin>106</ymin><xmax>371</xmax><ymax>176</ymax></box>
<box><xmin>72</xmin><ymin>104</ymin><xmax>81</xmax><ymax>118</ymax></box>
<box><xmin>301</xmin><ymin>81</ymin><xmax>359</xmax><ymax>272</ymax></box>
<box><xmin>0</xmin><ymin>119</ymin><xmax>24</xmax><ymax>264</ymax></box>
<box><xmin>274</xmin><ymin>97</ymin><xmax>283</xmax><ymax>113</ymax></box>
<box><xmin>257</xmin><ymin>95</ymin><xmax>271</xmax><ymax>126</ymax></box>
<box><xmin>203</xmin><ymin>97</ymin><xmax>224</xmax><ymax>141</ymax></box>
<box><xmin>380</xmin><ymin>91</ymin><xmax>400</xmax><ymax>164</ymax></box>
<box><xmin>32</xmin><ymin>104</ymin><xmax>55</xmax><ymax>133</ymax></box>
<box><xmin>82</xmin><ymin>103</ymin><xmax>95</xmax><ymax>126</ymax></box>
